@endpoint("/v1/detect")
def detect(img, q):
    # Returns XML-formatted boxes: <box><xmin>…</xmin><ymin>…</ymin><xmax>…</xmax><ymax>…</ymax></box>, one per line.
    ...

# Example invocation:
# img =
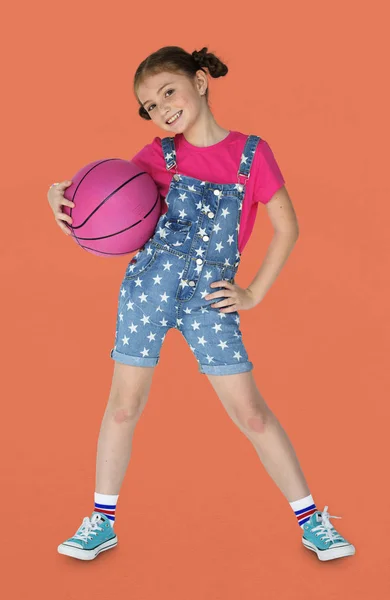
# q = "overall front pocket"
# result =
<box><xmin>220</xmin><ymin>265</ymin><xmax>236</xmax><ymax>285</ymax></box>
<box><xmin>124</xmin><ymin>247</ymin><xmax>158</xmax><ymax>280</ymax></box>
<box><xmin>162</xmin><ymin>218</ymin><xmax>192</xmax><ymax>246</ymax></box>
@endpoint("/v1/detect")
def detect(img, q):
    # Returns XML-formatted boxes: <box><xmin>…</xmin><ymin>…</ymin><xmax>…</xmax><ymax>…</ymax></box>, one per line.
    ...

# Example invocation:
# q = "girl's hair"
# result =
<box><xmin>134</xmin><ymin>46</ymin><xmax>228</xmax><ymax>120</ymax></box>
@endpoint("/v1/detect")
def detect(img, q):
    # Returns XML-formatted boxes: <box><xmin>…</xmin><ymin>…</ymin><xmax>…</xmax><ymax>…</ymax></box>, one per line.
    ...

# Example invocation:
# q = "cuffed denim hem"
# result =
<box><xmin>198</xmin><ymin>361</ymin><xmax>253</xmax><ymax>375</ymax></box>
<box><xmin>110</xmin><ymin>348</ymin><xmax>160</xmax><ymax>368</ymax></box>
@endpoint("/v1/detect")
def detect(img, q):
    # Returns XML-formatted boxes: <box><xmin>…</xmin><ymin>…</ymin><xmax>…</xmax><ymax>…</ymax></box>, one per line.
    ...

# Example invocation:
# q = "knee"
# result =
<box><xmin>113</xmin><ymin>407</ymin><xmax>137</xmax><ymax>424</ymax></box>
<box><xmin>108</xmin><ymin>391</ymin><xmax>144</xmax><ymax>424</ymax></box>
<box><xmin>234</xmin><ymin>394</ymin><xmax>273</xmax><ymax>434</ymax></box>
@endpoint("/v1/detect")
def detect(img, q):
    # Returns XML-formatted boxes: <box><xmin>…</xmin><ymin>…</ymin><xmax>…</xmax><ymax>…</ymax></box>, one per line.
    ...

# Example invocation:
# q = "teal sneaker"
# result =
<box><xmin>57</xmin><ymin>512</ymin><xmax>117</xmax><ymax>560</ymax></box>
<box><xmin>302</xmin><ymin>505</ymin><xmax>355</xmax><ymax>561</ymax></box>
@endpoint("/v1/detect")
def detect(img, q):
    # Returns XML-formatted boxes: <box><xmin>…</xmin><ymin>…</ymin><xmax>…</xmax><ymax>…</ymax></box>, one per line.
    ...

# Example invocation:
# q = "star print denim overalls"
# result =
<box><xmin>110</xmin><ymin>134</ymin><xmax>261</xmax><ymax>375</ymax></box>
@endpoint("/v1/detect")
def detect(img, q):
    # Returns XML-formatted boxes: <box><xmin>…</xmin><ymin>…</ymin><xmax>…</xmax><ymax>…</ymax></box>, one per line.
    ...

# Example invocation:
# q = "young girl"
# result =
<box><xmin>49</xmin><ymin>46</ymin><xmax>355</xmax><ymax>562</ymax></box>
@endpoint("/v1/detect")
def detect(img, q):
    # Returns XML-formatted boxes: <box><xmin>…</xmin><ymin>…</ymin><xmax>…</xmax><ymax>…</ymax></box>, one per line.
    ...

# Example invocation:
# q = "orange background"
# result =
<box><xmin>1</xmin><ymin>0</ymin><xmax>389</xmax><ymax>598</ymax></box>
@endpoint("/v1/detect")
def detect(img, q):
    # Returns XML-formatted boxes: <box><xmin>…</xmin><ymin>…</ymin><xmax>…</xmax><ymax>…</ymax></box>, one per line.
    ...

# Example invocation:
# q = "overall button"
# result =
<box><xmin>189</xmin><ymin>281</ymin><xmax>195</xmax><ymax>287</ymax></box>
<box><xmin>203</xmin><ymin>235</ymin><xmax>209</xmax><ymax>241</ymax></box>
<box><xmin>208</xmin><ymin>212</ymin><xmax>214</xmax><ymax>218</ymax></box>
<box><xmin>196</xmin><ymin>258</ymin><xmax>203</xmax><ymax>265</ymax></box>
<box><xmin>214</xmin><ymin>189</ymin><xmax>221</xmax><ymax>195</ymax></box>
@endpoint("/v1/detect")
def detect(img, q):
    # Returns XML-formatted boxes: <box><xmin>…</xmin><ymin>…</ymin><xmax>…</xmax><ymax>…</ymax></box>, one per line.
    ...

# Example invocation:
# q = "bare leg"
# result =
<box><xmin>95</xmin><ymin>361</ymin><xmax>155</xmax><ymax>494</ymax></box>
<box><xmin>207</xmin><ymin>371</ymin><xmax>310</xmax><ymax>502</ymax></box>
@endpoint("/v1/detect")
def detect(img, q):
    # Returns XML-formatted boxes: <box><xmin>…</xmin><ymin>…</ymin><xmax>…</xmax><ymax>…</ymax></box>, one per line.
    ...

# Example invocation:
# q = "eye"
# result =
<box><xmin>147</xmin><ymin>89</ymin><xmax>174</xmax><ymax>112</ymax></box>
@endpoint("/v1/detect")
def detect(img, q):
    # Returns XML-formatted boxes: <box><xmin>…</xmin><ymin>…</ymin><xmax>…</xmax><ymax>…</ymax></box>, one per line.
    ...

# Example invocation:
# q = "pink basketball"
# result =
<box><xmin>63</xmin><ymin>158</ymin><xmax>161</xmax><ymax>256</ymax></box>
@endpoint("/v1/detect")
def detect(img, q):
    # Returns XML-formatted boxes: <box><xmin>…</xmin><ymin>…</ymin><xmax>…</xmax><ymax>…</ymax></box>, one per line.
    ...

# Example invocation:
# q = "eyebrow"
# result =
<box><xmin>142</xmin><ymin>82</ymin><xmax>174</xmax><ymax>107</ymax></box>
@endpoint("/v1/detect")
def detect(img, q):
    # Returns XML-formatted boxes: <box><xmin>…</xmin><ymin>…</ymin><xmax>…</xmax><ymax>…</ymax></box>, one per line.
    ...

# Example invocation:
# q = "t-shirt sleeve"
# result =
<box><xmin>130</xmin><ymin>136</ymin><xmax>167</xmax><ymax>216</ymax></box>
<box><xmin>253</xmin><ymin>140</ymin><xmax>285</xmax><ymax>204</ymax></box>
<box><xmin>130</xmin><ymin>136</ymin><xmax>163</xmax><ymax>180</ymax></box>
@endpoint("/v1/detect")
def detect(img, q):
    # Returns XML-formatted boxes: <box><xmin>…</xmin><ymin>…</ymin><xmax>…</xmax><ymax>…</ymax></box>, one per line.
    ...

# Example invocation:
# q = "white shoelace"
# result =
<box><xmin>311</xmin><ymin>505</ymin><xmax>344</xmax><ymax>543</ymax></box>
<box><xmin>73</xmin><ymin>514</ymin><xmax>103</xmax><ymax>542</ymax></box>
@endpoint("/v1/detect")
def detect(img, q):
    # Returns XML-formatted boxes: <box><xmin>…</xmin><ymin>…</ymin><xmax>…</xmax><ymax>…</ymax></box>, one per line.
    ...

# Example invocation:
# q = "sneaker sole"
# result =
<box><xmin>302</xmin><ymin>537</ymin><xmax>355</xmax><ymax>561</ymax></box>
<box><xmin>57</xmin><ymin>536</ymin><xmax>118</xmax><ymax>560</ymax></box>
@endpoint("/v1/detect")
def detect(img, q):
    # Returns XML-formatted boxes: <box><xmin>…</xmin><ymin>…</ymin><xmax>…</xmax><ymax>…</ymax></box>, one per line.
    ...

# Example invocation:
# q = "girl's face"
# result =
<box><xmin>136</xmin><ymin>70</ymin><xmax>207</xmax><ymax>133</ymax></box>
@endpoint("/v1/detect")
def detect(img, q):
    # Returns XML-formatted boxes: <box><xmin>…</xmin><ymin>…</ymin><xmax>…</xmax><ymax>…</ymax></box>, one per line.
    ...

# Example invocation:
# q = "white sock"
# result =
<box><xmin>289</xmin><ymin>494</ymin><xmax>317</xmax><ymax>528</ymax></box>
<box><xmin>94</xmin><ymin>492</ymin><xmax>119</xmax><ymax>527</ymax></box>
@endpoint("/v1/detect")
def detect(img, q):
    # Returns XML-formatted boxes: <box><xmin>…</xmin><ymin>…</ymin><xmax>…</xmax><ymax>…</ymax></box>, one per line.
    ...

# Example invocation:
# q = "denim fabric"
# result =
<box><xmin>110</xmin><ymin>134</ymin><xmax>261</xmax><ymax>375</ymax></box>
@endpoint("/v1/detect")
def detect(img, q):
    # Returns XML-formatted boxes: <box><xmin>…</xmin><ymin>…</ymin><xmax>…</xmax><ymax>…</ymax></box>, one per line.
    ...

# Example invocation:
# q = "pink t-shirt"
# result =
<box><xmin>130</xmin><ymin>130</ymin><xmax>285</xmax><ymax>254</ymax></box>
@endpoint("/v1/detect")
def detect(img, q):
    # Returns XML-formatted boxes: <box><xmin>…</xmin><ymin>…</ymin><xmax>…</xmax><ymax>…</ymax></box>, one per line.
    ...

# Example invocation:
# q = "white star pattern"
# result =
<box><xmin>114</xmin><ymin>162</ymin><xmax>256</xmax><ymax>366</ymax></box>
<box><xmin>157</xmin><ymin>226</ymin><xmax>168</xmax><ymax>239</ymax></box>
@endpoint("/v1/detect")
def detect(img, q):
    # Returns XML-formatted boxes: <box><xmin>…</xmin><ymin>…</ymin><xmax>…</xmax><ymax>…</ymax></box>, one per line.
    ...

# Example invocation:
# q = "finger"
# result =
<box><xmin>211</xmin><ymin>296</ymin><xmax>234</xmax><ymax>309</ymax></box>
<box><xmin>207</xmin><ymin>281</ymin><xmax>233</xmax><ymax>299</ymax></box>
<box><xmin>219</xmin><ymin>305</ymin><xmax>237</xmax><ymax>313</ymax></box>
<box><xmin>210</xmin><ymin>280</ymin><xmax>232</xmax><ymax>289</ymax></box>
<box><xmin>207</xmin><ymin>289</ymin><xmax>227</xmax><ymax>301</ymax></box>
<box><xmin>56</xmin><ymin>219</ymin><xmax>73</xmax><ymax>236</ymax></box>
<box><xmin>56</xmin><ymin>212</ymin><xmax>73</xmax><ymax>225</ymax></box>
<box><xmin>60</xmin><ymin>198</ymin><xmax>76</xmax><ymax>208</ymax></box>
<box><xmin>58</xmin><ymin>180</ymin><xmax>73</xmax><ymax>188</ymax></box>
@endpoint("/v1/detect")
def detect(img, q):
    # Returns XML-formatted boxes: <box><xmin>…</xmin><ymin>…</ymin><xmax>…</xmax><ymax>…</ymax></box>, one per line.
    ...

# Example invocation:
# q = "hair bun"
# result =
<box><xmin>192</xmin><ymin>47</ymin><xmax>208</xmax><ymax>64</ymax></box>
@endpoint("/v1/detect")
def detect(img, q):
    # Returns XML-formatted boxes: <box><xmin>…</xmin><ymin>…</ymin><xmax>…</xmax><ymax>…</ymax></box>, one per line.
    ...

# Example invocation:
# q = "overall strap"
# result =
<box><xmin>161</xmin><ymin>136</ymin><xmax>177</xmax><ymax>171</ymax></box>
<box><xmin>237</xmin><ymin>135</ymin><xmax>262</xmax><ymax>186</ymax></box>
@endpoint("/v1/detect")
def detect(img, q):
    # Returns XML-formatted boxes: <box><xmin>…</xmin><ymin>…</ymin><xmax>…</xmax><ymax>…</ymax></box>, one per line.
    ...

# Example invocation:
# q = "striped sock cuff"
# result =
<box><xmin>289</xmin><ymin>494</ymin><xmax>317</xmax><ymax>527</ymax></box>
<box><xmin>94</xmin><ymin>492</ymin><xmax>119</xmax><ymax>523</ymax></box>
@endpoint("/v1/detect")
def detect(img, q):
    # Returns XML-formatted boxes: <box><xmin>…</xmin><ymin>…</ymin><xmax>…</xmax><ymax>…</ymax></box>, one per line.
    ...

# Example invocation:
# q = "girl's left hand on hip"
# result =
<box><xmin>205</xmin><ymin>280</ymin><xmax>257</xmax><ymax>313</ymax></box>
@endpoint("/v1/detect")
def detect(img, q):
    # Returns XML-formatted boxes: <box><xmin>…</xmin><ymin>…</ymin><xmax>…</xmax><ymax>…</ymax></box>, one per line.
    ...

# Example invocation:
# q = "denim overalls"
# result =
<box><xmin>110</xmin><ymin>134</ymin><xmax>261</xmax><ymax>375</ymax></box>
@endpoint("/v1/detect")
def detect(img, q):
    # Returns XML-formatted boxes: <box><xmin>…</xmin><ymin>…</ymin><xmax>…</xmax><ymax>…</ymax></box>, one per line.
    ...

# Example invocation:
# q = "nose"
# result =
<box><xmin>161</xmin><ymin>105</ymin><xmax>171</xmax><ymax>120</ymax></box>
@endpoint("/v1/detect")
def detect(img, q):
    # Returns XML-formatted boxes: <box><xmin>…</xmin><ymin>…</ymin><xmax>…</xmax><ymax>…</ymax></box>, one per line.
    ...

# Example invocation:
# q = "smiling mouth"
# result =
<box><xmin>166</xmin><ymin>110</ymin><xmax>183</xmax><ymax>125</ymax></box>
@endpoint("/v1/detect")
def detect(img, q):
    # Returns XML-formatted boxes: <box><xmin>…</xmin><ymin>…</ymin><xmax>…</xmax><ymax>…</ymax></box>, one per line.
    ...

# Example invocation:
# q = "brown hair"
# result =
<box><xmin>134</xmin><ymin>46</ymin><xmax>228</xmax><ymax>120</ymax></box>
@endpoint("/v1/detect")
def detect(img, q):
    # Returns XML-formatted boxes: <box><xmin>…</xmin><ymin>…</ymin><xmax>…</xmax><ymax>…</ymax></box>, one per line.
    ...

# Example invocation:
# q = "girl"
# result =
<box><xmin>49</xmin><ymin>46</ymin><xmax>355</xmax><ymax>562</ymax></box>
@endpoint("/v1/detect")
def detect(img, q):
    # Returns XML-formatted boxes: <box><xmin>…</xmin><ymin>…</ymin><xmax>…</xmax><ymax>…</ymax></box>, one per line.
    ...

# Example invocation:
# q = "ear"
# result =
<box><xmin>195</xmin><ymin>70</ymin><xmax>207</xmax><ymax>95</ymax></box>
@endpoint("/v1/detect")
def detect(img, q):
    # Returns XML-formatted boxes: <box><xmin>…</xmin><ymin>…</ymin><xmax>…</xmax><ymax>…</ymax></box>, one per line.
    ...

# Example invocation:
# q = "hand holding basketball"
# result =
<box><xmin>47</xmin><ymin>181</ymin><xmax>75</xmax><ymax>236</ymax></box>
